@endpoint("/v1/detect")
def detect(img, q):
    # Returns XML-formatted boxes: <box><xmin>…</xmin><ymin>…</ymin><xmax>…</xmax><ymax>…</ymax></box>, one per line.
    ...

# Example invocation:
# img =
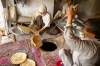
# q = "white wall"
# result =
<box><xmin>0</xmin><ymin>0</ymin><xmax>5</xmax><ymax>29</ymax></box>
<box><xmin>13</xmin><ymin>0</ymin><xmax>54</xmax><ymax>17</ymax></box>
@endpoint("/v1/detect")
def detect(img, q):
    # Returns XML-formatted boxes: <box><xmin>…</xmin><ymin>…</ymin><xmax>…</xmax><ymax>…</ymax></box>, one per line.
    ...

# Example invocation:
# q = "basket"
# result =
<box><xmin>31</xmin><ymin>35</ymin><xmax>42</xmax><ymax>48</ymax></box>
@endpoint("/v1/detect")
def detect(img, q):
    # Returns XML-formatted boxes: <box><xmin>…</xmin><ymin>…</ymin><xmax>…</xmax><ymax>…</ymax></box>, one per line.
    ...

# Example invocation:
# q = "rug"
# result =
<box><xmin>40</xmin><ymin>37</ymin><xmax>63</xmax><ymax>66</ymax></box>
<box><xmin>0</xmin><ymin>39</ymin><xmax>45</xmax><ymax>66</ymax></box>
<box><xmin>41</xmin><ymin>51</ymin><xmax>60</xmax><ymax>66</ymax></box>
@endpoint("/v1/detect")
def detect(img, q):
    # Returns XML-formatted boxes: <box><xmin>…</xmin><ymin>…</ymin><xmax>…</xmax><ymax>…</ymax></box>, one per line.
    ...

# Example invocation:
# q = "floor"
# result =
<box><xmin>13</xmin><ymin>19</ymin><xmax>84</xmax><ymax>66</ymax></box>
<box><xmin>0</xmin><ymin>13</ymin><xmax>89</xmax><ymax>66</ymax></box>
<box><xmin>0</xmin><ymin>29</ymin><xmax>65</xmax><ymax>66</ymax></box>
<box><xmin>18</xmin><ymin>31</ymin><xmax>65</xmax><ymax>66</ymax></box>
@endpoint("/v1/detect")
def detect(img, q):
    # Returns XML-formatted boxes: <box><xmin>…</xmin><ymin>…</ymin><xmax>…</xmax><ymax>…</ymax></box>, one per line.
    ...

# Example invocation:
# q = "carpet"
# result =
<box><xmin>41</xmin><ymin>51</ymin><xmax>60</xmax><ymax>66</ymax></box>
<box><xmin>0</xmin><ymin>34</ymin><xmax>62</xmax><ymax>66</ymax></box>
<box><xmin>0</xmin><ymin>39</ymin><xmax>45</xmax><ymax>66</ymax></box>
<box><xmin>40</xmin><ymin>37</ymin><xmax>63</xmax><ymax>66</ymax></box>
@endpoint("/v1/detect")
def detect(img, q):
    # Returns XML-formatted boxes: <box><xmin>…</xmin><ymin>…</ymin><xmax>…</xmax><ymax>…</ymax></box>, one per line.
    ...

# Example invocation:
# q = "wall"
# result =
<box><xmin>53</xmin><ymin>0</ymin><xmax>100</xmax><ymax>18</ymax></box>
<box><xmin>0</xmin><ymin>0</ymin><xmax>54</xmax><ymax>29</ymax></box>
<box><xmin>54</xmin><ymin>0</ymin><xmax>66</xmax><ymax>16</ymax></box>
<box><xmin>84</xmin><ymin>0</ymin><xmax>100</xmax><ymax>16</ymax></box>
<box><xmin>0</xmin><ymin>0</ymin><xmax>5</xmax><ymax>29</ymax></box>
<box><xmin>78</xmin><ymin>0</ymin><xmax>86</xmax><ymax>13</ymax></box>
<box><xmin>8</xmin><ymin>0</ymin><xmax>54</xmax><ymax>17</ymax></box>
<box><xmin>53</xmin><ymin>0</ymin><xmax>87</xmax><ymax>16</ymax></box>
<box><xmin>91</xmin><ymin>0</ymin><xmax>100</xmax><ymax>16</ymax></box>
<box><xmin>84</xmin><ymin>0</ymin><xmax>95</xmax><ymax>16</ymax></box>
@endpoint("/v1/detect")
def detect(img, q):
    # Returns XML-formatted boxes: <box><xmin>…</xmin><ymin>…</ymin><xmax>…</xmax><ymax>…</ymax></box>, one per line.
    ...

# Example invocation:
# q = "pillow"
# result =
<box><xmin>18</xmin><ymin>16</ymin><xmax>32</xmax><ymax>23</ymax></box>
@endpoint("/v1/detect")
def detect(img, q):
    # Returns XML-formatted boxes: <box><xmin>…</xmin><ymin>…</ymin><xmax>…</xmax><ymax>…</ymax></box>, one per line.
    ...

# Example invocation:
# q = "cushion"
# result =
<box><xmin>56</xmin><ymin>60</ymin><xmax>63</xmax><ymax>66</ymax></box>
<box><xmin>18</xmin><ymin>16</ymin><xmax>32</xmax><ymax>23</ymax></box>
<box><xmin>1</xmin><ymin>34</ymin><xmax>15</xmax><ymax>44</ymax></box>
<box><xmin>9</xmin><ymin>6</ymin><xmax>17</xmax><ymax>22</ymax></box>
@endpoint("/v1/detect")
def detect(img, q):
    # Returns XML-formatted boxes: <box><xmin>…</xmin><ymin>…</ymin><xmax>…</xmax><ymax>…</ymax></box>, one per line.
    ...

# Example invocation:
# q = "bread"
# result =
<box><xmin>79</xmin><ymin>32</ymin><xmax>84</xmax><ymax>35</ymax></box>
<box><xmin>20</xmin><ymin>59</ymin><xmax>35</xmax><ymax>66</ymax></box>
<box><xmin>76</xmin><ymin>26</ymin><xmax>82</xmax><ymax>30</ymax></box>
<box><xmin>18</xmin><ymin>25</ymin><xmax>31</xmax><ymax>34</ymax></box>
<box><xmin>79</xmin><ymin>34</ymin><xmax>84</xmax><ymax>38</ymax></box>
<box><xmin>10</xmin><ymin>53</ymin><xmax>27</xmax><ymax>64</ymax></box>
<box><xmin>72</xmin><ymin>23</ymin><xmax>77</xmax><ymax>26</ymax></box>
<box><xmin>18</xmin><ymin>25</ymin><xmax>37</xmax><ymax>34</ymax></box>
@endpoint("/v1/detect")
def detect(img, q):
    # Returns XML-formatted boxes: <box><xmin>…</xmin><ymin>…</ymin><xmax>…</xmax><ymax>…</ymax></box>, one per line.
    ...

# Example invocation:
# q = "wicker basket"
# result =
<box><xmin>31</xmin><ymin>35</ymin><xmax>42</xmax><ymax>48</ymax></box>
